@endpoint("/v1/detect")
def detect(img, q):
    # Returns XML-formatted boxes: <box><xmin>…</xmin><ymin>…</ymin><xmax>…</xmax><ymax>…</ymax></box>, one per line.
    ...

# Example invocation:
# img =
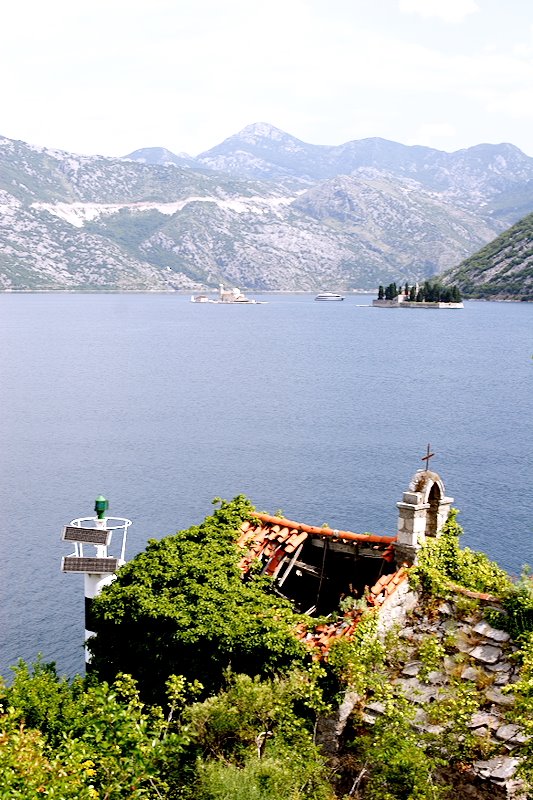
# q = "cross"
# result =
<box><xmin>421</xmin><ymin>444</ymin><xmax>435</xmax><ymax>471</ymax></box>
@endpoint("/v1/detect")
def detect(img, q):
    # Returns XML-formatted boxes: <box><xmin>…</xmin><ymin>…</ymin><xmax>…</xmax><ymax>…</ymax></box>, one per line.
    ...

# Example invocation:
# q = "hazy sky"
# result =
<box><xmin>1</xmin><ymin>0</ymin><xmax>532</xmax><ymax>157</ymax></box>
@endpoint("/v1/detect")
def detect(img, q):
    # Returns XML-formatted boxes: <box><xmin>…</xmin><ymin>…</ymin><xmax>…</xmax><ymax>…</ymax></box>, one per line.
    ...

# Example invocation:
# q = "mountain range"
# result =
<box><xmin>1</xmin><ymin>123</ymin><xmax>533</xmax><ymax>292</ymax></box>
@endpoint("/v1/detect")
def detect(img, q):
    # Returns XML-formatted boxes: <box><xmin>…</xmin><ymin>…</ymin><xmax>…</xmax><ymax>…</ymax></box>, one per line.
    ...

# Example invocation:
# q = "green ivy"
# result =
<box><xmin>417</xmin><ymin>637</ymin><xmax>446</xmax><ymax>681</ymax></box>
<box><xmin>412</xmin><ymin>509</ymin><xmax>513</xmax><ymax>599</ymax></box>
<box><xmin>326</xmin><ymin>611</ymin><xmax>385</xmax><ymax>696</ymax></box>
<box><xmin>89</xmin><ymin>496</ymin><xmax>308</xmax><ymax>702</ymax></box>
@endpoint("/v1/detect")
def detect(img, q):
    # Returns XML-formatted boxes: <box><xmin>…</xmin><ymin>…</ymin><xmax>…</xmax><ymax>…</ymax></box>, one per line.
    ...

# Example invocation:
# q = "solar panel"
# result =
<box><xmin>62</xmin><ymin>556</ymin><xmax>118</xmax><ymax>573</ymax></box>
<box><xmin>62</xmin><ymin>526</ymin><xmax>111</xmax><ymax>545</ymax></box>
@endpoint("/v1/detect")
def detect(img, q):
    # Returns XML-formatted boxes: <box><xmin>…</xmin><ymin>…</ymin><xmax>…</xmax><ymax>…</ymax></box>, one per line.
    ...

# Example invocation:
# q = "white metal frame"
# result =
<box><xmin>68</xmin><ymin>516</ymin><xmax>132</xmax><ymax>564</ymax></box>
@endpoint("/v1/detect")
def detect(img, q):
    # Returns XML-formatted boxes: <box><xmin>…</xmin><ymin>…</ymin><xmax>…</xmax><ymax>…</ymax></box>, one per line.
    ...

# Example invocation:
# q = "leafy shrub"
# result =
<box><xmin>195</xmin><ymin>753</ymin><xmax>332</xmax><ymax>800</ymax></box>
<box><xmin>498</xmin><ymin>568</ymin><xmax>533</xmax><ymax>637</ymax></box>
<box><xmin>412</xmin><ymin>509</ymin><xmax>513</xmax><ymax>599</ymax></box>
<box><xmin>0</xmin><ymin>721</ymin><xmax>98</xmax><ymax>800</ymax></box>
<box><xmin>184</xmin><ymin>670</ymin><xmax>333</xmax><ymax>800</ymax></box>
<box><xmin>1</xmin><ymin>663</ymin><xmax>188</xmax><ymax>799</ymax></box>
<box><xmin>348</xmin><ymin>689</ymin><xmax>448</xmax><ymax>800</ymax></box>
<box><xmin>89</xmin><ymin>496</ymin><xmax>308</xmax><ymax>701</ymax></box>
<box><xmin>186</xmin><ymin>669</ymin><xmax>328</xmax><ymax>761</ymax></box>
<box><xmin>326</xmin><ymin>611</ymin><xmax>385</xmax><ymax>696</ymax></box>
<box><xmin>418</xmin><ymin>636</ymin><xmax>446</xmax><ymax>680</ymax></box>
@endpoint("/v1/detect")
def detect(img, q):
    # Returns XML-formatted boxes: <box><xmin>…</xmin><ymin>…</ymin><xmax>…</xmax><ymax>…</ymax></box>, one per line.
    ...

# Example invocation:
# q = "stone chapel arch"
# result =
<box><xmin>426</xmin><ymin>481</ymin><xmax>441</xmax><ymax>536</ymax></box>
<box><xmin>394</xmin><ymin>469</ymin><xmax>453</xmax><ymax>563</ymax></box>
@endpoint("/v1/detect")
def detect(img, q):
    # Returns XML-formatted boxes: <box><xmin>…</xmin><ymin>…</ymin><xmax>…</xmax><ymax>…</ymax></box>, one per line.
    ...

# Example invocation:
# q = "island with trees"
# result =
<box><xmin>373</xmin><ymin>280</ymin><xmax>463</xmax><ymax>308</ymax></box>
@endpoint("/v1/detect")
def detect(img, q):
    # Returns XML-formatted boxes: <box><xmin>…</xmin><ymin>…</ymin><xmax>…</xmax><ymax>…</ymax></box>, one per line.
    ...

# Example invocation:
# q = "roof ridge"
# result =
<box><xmin>252</xmin><ymin>512</ymin><xmax>396</xmax><ymax>544</ymax></box>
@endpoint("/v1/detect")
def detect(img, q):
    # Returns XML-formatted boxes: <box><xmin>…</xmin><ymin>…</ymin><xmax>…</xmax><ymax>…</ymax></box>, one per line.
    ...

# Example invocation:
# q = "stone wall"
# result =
<box><xmin>439</xmin><ymin>759</ymin><xmax>527</xmax><ymax>800</ymax></box>
<box><xmin>372</xmin><ymin>299</ymin><xmax>463</xmax><ymax>308</ymax></box>
<box><xmin>318</xmin><ymin>594</ymin><xmax>527</xmax><ymax>798</ymax></box>
<box><xmin>375</xmin><ymin>577</ymin><xmax>418</xmax><ymax>637</ymax></box>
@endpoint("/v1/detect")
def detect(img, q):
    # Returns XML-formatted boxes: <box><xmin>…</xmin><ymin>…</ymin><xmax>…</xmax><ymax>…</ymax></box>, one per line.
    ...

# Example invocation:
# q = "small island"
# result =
<box><xmin>373</xmin><ymin>280</ymin><xmax>463</xmax><ymax>308</ymax></box>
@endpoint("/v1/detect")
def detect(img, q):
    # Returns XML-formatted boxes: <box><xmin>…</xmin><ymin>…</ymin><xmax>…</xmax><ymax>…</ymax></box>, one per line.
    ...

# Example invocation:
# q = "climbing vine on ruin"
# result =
<box><xmin>88</xmin><ymin>496</ymin><xmax>309</xmax><ymax>702</ymax></box>
<box><xmin>411</xmin><ymin>509</ymin><xmax>513</xmax><ymax>599</ymax></box>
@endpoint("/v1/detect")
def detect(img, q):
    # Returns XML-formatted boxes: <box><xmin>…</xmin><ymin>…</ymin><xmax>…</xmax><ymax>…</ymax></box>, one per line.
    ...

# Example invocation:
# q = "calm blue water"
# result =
<box><xmin>0</xmin><ymin>293</ymin><xmax>531</xmax><ymax>678</ymax></box>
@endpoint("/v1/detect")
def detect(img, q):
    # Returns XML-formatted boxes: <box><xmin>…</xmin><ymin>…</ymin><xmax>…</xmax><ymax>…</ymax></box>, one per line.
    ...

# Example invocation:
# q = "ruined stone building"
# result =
<box><xmin>237</xmin><ymin>468</ymin><xmax>453</xmax><ymax>654</ymax></box>
<box><xmin>237</xmin><ymin>469</ymin><xmax>527</xmax><ymax>798</ymax></box>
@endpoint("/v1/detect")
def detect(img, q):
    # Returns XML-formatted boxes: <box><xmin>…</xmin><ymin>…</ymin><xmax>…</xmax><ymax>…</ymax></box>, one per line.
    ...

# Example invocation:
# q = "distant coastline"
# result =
<box><xmin>0</xmin><ymin>289</ymin><xmax>528</xmax><ymax>302</ymax></box>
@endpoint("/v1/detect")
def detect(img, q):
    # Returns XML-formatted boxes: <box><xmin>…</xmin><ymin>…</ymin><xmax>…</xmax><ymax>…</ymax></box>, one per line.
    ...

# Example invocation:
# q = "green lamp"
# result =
<box><xmin>94</xmin><ymin>495</ymin><xmax>109</xmax><ymax>520</ymax></box>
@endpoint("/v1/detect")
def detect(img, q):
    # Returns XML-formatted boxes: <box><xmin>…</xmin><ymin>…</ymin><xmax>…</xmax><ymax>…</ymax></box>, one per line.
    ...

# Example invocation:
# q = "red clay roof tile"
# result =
<box><xmin>236</xmin><ymin>510</ymin><xmax>410</xmax><ymax>656</ymax></box>
<box><xmin>285</xmin><ymin>532</ymin><xmax>308</xmax><ymax>552</ymax></box>
<box><xmin>252</xmin><ymin>512</ymin><xmax>396</xmax><ymax>545</ymax></box>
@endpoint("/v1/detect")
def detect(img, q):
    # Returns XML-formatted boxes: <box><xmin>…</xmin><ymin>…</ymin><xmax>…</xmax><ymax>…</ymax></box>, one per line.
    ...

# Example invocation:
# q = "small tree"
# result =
<box><xmin>378</xmin><ymin>285</ymin><xmax>384</xmax><ymax>300</ymax></box>
<box><xmin>451</xmin><ymin>285</ymin><xmax>462</xmax><ymax>302</ymax></box>
<box><xmin>423</xmin><ymin>281</ymin><xmax>433</xmax><ymax>302</ymax></box>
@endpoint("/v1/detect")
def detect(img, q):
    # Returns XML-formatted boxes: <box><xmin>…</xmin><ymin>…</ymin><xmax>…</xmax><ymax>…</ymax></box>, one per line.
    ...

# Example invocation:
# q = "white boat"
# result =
<box><xmin>314</xmin><ymin>292</ymin><xmax>344</xmax><ymax>301</ymax></box>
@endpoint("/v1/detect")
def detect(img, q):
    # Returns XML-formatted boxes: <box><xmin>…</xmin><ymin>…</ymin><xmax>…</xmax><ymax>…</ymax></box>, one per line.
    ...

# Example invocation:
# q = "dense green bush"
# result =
<box><xmin>0</xmin><ymin>663</ymin><xmax>334</xmax><ymax>800</ymax></box>
<box><xmin>1</xmin><ymin>662</ymin><xmax>188</xmax><ymax>799</ymax></box>
<box><xmin>493</xmin><ymin>568</ymin><xmax>533</xmax><ymax>637</ymax></box>
<box><xmin>379</xmin><ymin>280</ymin><xmax>461</xmax><ymax>303</ymax></box>
<box><xmin>184</xmin><ymin>670</ymin><xmax>333</xmax><ymax>800</ymax></box>
<box><xmin>326</xmin><ymin>611</ymin><xmax>385</xmax><ymax>696</ymax></box>
<box><xmin>89</xmin><ymin>496</ymin><xmax>308</xmax><ymax>702</ymax></box>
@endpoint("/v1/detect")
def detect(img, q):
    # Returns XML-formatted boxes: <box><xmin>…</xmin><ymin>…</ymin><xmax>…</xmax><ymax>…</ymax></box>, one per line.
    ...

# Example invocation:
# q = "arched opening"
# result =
<box><xmin>426</xmin><ymin>482</ymin><xmax>441</xmax><ymax>536</ymax></box>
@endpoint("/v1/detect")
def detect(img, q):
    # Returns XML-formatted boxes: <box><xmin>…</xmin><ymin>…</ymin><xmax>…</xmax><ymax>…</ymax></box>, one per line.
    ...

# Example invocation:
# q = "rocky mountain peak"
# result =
<box><xmin>1</xmin><ymin>126</ymin><xmax>533</xmax><ymax>294</ymax></box>
<box><xmin>237</xmin><ymin>122</ymin><xmax>303</xmax><ymax>145</ymax></box>
<box><xmin>198</xmin><ymin>121</ymin><xmax>310</xmax><ymax>161</ymax></box>
<box><xmin>122</xmin><ymin>146</ymin><xmax>195</xmax><ymax>167</ymax></box>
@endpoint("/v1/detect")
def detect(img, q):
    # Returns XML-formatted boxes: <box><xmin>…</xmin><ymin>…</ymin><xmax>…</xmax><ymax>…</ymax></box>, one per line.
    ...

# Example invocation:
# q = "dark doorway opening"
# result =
<box><xmin>275</xmin><ymin>539</ymin><xmax>394</xmax><ymax>616</ymax></box>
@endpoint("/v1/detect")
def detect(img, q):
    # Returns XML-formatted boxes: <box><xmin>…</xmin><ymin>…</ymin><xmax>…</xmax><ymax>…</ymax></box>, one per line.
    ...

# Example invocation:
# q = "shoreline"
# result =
<box><xmin>0</xmin><ymin>289</ymin><xmax>529</xmax><ymax>302</ymax></box>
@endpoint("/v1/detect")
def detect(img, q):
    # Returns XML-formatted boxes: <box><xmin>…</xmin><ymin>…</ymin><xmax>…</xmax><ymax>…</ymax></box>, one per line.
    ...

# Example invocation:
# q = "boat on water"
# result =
<box><xmin>314</xmin><ymin>292</ymin><xmax>345</xmax><ymax>301</ymax></box>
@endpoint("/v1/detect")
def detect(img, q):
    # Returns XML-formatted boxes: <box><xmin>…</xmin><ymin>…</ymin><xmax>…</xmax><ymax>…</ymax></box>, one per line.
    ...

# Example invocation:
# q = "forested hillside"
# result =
<box><xmin>443</xmin><ymin>212</ymin><xmax>533</xmax><ymax>300</ymax></box>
